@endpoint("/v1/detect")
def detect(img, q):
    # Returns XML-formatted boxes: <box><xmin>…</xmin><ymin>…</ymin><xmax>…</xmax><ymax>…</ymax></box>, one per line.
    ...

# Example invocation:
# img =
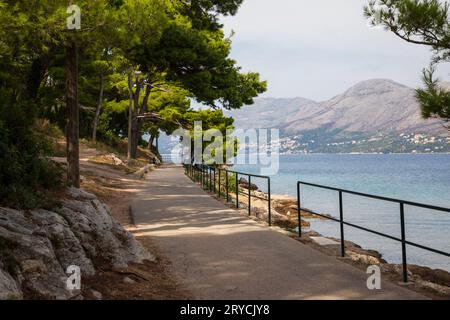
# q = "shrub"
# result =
<box><xmin>0</xmin><ymin>96</ymin><xmax>64</xmax><ymax>209</ymax></box>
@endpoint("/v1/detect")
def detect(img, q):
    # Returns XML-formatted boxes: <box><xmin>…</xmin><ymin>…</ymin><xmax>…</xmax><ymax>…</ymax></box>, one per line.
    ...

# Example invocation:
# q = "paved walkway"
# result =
<box><xmin>131</xmin><ymin>165</ymin><xmax>425</xmax><ymax>300</ymax></box>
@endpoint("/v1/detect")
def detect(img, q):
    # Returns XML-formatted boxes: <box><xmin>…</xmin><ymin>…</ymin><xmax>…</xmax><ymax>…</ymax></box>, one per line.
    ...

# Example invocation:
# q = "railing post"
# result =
<box><xmin>339</xmin><ymin>191</ymin><xmax>346</xmax><ymax>257</ymax></box>
<box><xmin>400</xmin><ymin>203</ymin><xmax>409</xmax><ymax>283</ymax></box>
<box><xmin>268</xmin><ymin>178</ymin><xmax>272</xmax><ymax>226</ymax></box>
<box><xmin>209</xmin><ymin>167</ymin><xmax>213</xmax><ymax>192</ymax></box>
<box><xmin>203</xmin><ymin>165</ymin><xmax>206</xmax><ymax>189</ymax></box>
<box><xmin>248</xmin><ymin>175</ymin><xmax>252</xmax><ymax>216</ymax></box>
<box><xmin>218</xmin><ymin>169</ymin><xmax>222</xmax><ymax>198</ymax></box>
<box><xmin>226</xmin><ymin>171</ymin><xmax>229</xmax><ymax>203</ymax></box>
<box><xmin>236</xmin><ymin>172</ymin><xmax>239</xmax><ymax>208</ymax></box>
<box><xmin>213</xmin><ymin>168</ymin><xmax>216</xmax><ymax>194</ymax></box>
<box><xmin>297</xmin><ymin>182</ymin><xmax>302</xmax><ymax>238</ymax></box>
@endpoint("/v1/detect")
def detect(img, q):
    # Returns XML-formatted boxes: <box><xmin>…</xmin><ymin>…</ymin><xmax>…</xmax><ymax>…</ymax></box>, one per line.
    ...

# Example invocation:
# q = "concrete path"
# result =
<box><xmin>131</xmin><ymin>165</ymin><xmax>425</xmax><ymax>300</ymax></box>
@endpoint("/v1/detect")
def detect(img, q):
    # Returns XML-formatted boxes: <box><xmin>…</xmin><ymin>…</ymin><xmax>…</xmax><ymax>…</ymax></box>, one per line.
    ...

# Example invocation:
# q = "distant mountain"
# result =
<box><xmin>285</xmin><ymin>79</ymin><xmax>446</xmax><ymax>135</ymax></box>
<box><xmin>225</xmin><ymin>97</ymin><xmax>317</xmax><ymax>130</ymax></box>
<box><xmin>228</xmin><ymin>79</ymin><xmax>446</xmax><ymax>135</ymax></box>
<box><xmin>225</xmin><ymin>79</ymin><xmax>450</xmax><ymax>153</ymax></box>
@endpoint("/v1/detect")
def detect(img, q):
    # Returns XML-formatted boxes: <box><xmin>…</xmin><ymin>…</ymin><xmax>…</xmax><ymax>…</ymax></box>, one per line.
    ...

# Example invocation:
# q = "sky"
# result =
<box><xmin>220</xmin><ymin>0</ymin><xmax>450</xmax><ymax>101</ymax></box>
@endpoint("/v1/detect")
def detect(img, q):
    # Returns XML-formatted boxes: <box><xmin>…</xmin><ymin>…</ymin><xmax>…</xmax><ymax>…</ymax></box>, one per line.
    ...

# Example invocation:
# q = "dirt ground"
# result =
<box><xmin>54</xmin><ymin>143</ymin><xmax>190</xmax><ymax>300</ymax></box>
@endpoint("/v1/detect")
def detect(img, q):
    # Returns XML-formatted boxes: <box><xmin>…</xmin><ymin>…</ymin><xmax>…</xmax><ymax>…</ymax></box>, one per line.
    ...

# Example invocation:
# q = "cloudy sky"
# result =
<box><xmin>220</xmin><ymin>0</ymin><xmax>450</xmax><ymax>101</ymax></box>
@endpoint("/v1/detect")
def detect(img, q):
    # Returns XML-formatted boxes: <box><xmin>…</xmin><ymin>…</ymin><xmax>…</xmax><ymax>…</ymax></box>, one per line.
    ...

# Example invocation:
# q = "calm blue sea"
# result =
<box><xmin>235</xmin><ymin>154</ymin><xmax>450</xmax><ymax>272</ymax></box>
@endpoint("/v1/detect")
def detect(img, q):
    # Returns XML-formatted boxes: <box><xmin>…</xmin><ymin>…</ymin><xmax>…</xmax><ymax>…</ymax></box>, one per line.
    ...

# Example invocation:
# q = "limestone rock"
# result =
<box><xmin>67</xmin><ymin>187</ymin><xmax>97</xmax><ymax>201</ymax></box>
<box><xmin>57</xmin><ymin>197</ymin><xmax>154</xmax><ymax>269</ymax></box>
<box><xmin>123</xmin><ymin>276</ymin><xmax>136</xmax><ymax>284</ymax></box>
<box><xmin>0</xmin><ymin>187</ymin><xmax>154</xmax><ymax>300</ymax></box>
<box><xmin>90</xmin><ymin>289</ymin><xmax>103</xmax><ymax>300</ymax></box>
<box><xmin>238</xmin><ymin>178</ymin><xmax>259</xmax><ymax>191</ymax></box>
<box><xmin>0</xmin><ymin>268</ymin><xmax>22</xmax><ymax>300</ymax></box>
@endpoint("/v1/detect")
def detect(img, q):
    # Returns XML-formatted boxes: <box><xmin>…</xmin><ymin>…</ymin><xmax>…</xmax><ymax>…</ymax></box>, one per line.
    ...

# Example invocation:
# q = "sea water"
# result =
<box><xmin>235</xmin><ymin>154</ymin><xmax>450</xmax><ymax>271</ymax></box>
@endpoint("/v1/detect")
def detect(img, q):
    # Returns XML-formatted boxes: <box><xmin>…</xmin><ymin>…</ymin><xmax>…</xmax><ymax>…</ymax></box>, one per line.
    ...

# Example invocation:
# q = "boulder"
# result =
<box><xmin>133</xmin><ymin>164</ymin><xmax>156</xmax><ymax>179</ymax></box>
<box><xmin>0</xmin><ymin>188</ymin><xmax>154</xmax><ymax>300</ymax></box>
<box><xmin>123</xmin><ymin>276</ymin><xmax>136</xmax><ymax>284</ymax></box>
<box><xmin>238</xmin><ymin>178</ymin><xmax>259</xmax><ymax>191</ymax></box>
<box><xmin>0</xmin><ymin>268</ymin><xmax>22</xmax><ymax>300</ymax></box>
<box><xmin>408</xmin><ymin>265</ymin><xmax>450</xmax><ymax>287</ymax></box>
<box><xmin>90</xmin><ymin>289</ymin><xmax>103</xmax><ymax>300</ymax></box>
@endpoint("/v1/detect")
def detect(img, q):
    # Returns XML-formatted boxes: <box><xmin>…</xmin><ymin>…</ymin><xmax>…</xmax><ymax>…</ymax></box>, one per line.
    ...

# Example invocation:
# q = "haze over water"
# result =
<box><xmin>235</xmin><ymin>154</ymin><xmax>450</xmax><ymax>271</ymax></box>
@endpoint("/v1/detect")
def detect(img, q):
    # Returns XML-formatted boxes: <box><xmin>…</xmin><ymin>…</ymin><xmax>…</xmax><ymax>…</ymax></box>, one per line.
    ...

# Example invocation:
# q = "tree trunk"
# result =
<box><xmin>148</xmin><ymin>134</ymin><xmax>155</xmax><ymax>150</ymax></box>
<box><xmin>127</xmin><ymin>74</ymin><xmax>134</xmax><ymax>161</ymax></box>
<box><xmin>129</xmin><ymin>79</ymin><xmax>142</xmax><ymax>160</ymax></box>
<box><xmin>66</xmin><ymin>40</ymin><xmax>80</xmax><ymax>188</ymax></box>
<box><xmin>130</xmin><ymin>83</ymin><xmax>151</xmax><ymax>159</ymax></box>
<box><xmin>130</xmin><ymin>120</ymin><xmax>139</xmax><ymax>159</ymax></box>
<box><xmin>92</xmin><ymin>73</ymin><xmax>105</xmax><ymax>142</ymax></box>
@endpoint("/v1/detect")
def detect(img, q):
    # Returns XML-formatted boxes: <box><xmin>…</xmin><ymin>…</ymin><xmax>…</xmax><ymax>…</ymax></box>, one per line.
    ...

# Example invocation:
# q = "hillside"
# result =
<box><xmin>284</xmin><ymin>79</ymin><xmax>446</xmax><ymax>135</ymax></box>
<box><xmin>224</xmin><ymin>97</ymin><xmax>318</xmax><ymax>130</ymax></box>
<box><xmin>226</xmin><ymin>79</ymin><xmax>450</xmax><ymax>153</ymax></box>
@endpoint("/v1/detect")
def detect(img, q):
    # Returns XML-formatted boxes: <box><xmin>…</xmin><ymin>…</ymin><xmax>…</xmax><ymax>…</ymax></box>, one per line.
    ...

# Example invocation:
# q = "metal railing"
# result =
<box><xmin>185</xmin><ymin>164</ymin><xmax>272</xmax><ymax>226</ymax></box>
<box><xmin>297</xmin><ymin>181</ymin><xmax>450</xmax><ymax>283</ymax></box>
<box><xmin>184</xmin><ymin>164</ymin><xmax>450</xmax><ymax>283</ymax></box>
<box><xmin>160</xmin><ymin>154</ymin><xmax>173</xmax><ymax>163</ymax></box>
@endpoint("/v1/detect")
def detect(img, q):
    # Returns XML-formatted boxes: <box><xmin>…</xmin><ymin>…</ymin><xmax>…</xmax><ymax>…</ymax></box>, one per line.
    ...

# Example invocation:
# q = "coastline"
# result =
<box><xmin>279</xmin><ymin>152</ymin><xmax>450</xmax><ymax>155</ymax></box>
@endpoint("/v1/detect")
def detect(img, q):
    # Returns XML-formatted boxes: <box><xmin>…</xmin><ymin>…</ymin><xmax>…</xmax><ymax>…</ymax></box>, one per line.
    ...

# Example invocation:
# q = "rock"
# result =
<box><xmin>94</xmin><ymin>154</ymin><xmax>125</xmax><ymax>166</ymax></box>
<box><xmin>0</xmin><ymin>268</ymin><xmax>22</xmax><ymax>300</ymax></box>
<box><xmin>67</xmin><ymin>187</ymin><xmax>97</xmax><ymax>201</ymax></box>
<box><xmin>274</xmin><ymin>218</ymin><xmax>309</xmax><ymax>230</ymax></box>
<box><xmin>306</xmin><ymin>231</ymin><xmax>321</xmax><ymax>237</ymax></box>
<box><xmin>408</xmin><ymin>265</ymin><xmax>450</xmax><ymax>287</ymax></box>
<box><xmin>90</xmin><ymin>289</ymin><xmax>103</xmax><ymax>300</ymax></box>
<box><xmin>415</xmin><ymin>279</ymin><xmax>450</xmax><ymax>296</ymax></box>
<box><xmin>123</xmin><ymin>276</ymin><xmax>136</xmax><ymax>284</ymax></box>
<box><xmin>347</xmin><ymin>251</ymin><xmax>385</xmax><ymax>266</ymax></box>
<box><xmin>20</xmin><ymin>260</ymin><xmax>46</xmax><ymax>274</ymax></box>
<box><xmin>152</xmin><ymin>157</ymin><xmax>162</xmax><ymax>165</ymax></box>
<box><xmin>380</xmin><ymin>264</ymin><xmax>413</xmax><ymax>277</ymax></box>
<box><xmin>57</xmin><ymin>198</ymin><xmax>155</xmax><ymax>269</ymax></box>
<box><xmin>134</xmin><ymin>164</ymin><xmax>156</xmax><ymax>179</ymax></box>
<box><xmin>248</xmin><ymin>205</ymin><xmax>306</xmax><ymax>231</ymax></box>
<box><xmin>108</xmin><ymin>154</ymin><xmax>124</xmax><ymax>166</ymax></box>
<box><xmin>0</xmin><ymin>187</ymin><xmax>155</xmax><ymax>300</ymax></box>
<box><xmin>238</xmin><ymin>178</ymin><xmax>259</xmax><ymax>191</ymax></box>
<box><xmin>30</xmin><ymin>209</ymin><xmax>96</xmax><ymax>276</ymax></box>
<box><xmin>272</xmin><ymin>197</ymin><xmax>331</xmax><ymax>220</ymax></box>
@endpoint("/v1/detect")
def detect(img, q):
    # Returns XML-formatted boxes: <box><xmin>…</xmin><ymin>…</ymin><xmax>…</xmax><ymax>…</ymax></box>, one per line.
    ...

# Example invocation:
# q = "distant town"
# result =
<box><xmin>276</xmin><ymin>132</ymin><xmax>450</xmax><ymax>154</ymax></box>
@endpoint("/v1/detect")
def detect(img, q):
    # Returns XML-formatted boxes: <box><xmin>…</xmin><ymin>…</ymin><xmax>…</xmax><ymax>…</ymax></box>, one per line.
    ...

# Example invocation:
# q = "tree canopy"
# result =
<box><xmin>365</xmin><ymin>0</ymin><xmax>450</xmax><ymax>125</ymax></box>
<box><xmin>0</xmin><ymin>0</ymin><xmax>266</xmax><ymax>207</ymax></box>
